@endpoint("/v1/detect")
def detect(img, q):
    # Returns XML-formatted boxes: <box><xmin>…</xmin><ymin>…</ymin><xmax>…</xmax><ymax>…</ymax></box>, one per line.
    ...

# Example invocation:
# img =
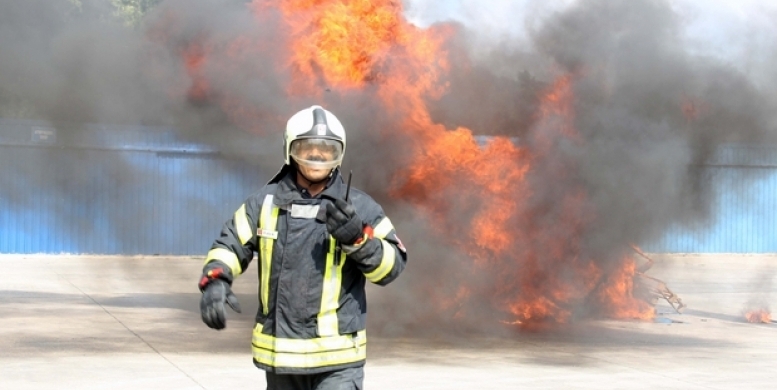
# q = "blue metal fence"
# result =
<box><xmin>646</xmin><ymin>166</ymin><xmax>777</xmax><ymax>253</ymax></box>
<box><xmin>2</xmin><ymin>119</ymin><xmax>777</xmax><ymax>254</ymax></box>
<box><xmin>0</xmin><ymin>118</ymin><xmax>263</xmax><ymax>255</ymax></box>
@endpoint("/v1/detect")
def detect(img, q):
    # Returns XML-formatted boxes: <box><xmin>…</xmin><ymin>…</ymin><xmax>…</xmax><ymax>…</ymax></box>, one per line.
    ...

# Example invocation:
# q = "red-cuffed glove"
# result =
<box><xmin>200</xmin><ymin>279</ymin><xmax>241</xmax><ymax>330</ymax></box>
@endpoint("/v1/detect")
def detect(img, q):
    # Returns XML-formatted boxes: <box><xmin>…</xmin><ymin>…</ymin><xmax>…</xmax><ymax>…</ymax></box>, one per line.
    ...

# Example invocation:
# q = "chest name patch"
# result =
<box><xmin>290</xmin><ymin>204</ymin><xmax>320</xmax><ymax>219</ymax></box>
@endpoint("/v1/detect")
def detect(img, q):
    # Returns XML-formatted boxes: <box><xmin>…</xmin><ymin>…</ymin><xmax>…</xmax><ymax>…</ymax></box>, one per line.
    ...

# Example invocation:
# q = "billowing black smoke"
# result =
<box><xmin>428</xmin><ymin>0</ymin><xmax>777</xmax><ymax>255</ymax></box>
<box><xmin>2</xmin><ymin>0</ymin><xmax>776</xmax><ymax>335</ymax></box>
<box><xmin>0</xmin><ymin>0</ymin><xmax>292</xmax><ymax>163</ymax></box>
<box><xmin>381</xmin><ymin>0</ymin><xmax>777</xmax><ymax>335</ymax></box>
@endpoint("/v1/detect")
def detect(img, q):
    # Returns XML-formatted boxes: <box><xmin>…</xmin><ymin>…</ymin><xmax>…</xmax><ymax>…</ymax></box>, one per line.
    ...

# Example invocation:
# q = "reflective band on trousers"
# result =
<box><xmin>259</xmin><ymin>195</ymin><xmax>279</xmax><ymax>316</ymax></box>
<box><xmin>252</xmin><ymin>323</ymin><xmax>366</xmax><ymax>369</ymax></box>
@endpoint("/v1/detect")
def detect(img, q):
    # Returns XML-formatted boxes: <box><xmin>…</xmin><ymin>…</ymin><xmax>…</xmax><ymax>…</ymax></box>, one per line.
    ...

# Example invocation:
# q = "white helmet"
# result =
<box><xmin>284</xmin><ymin>105</ymin><xmax>346</xmax><ymax>170</ymax></box>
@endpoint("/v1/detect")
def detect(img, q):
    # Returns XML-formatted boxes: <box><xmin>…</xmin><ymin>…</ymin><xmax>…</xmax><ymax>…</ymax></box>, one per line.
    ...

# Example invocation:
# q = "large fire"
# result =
<box><xmin>174</xmin><ymin>0</ymin><xmax>659</xmax><ymax>326</ymax></box>
<box><xmin>261</xmin><ymin>0</ymin><xmax>655</xmax><ymax>325</ymax></box>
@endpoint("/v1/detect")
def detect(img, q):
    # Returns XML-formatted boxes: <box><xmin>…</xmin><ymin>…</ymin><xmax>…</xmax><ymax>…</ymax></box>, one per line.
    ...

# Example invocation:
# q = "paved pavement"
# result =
<box><xmin>1</xmin><ymin>254</ymin><xmax>775</xmax><ymax>389</ymax></box>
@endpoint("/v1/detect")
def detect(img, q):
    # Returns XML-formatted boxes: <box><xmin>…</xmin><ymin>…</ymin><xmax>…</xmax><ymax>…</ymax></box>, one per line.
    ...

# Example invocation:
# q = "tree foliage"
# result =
<box><xmin>112</xmin><ymin>0</ymin><xmax>164</xmax><ymax>27</ymax></box>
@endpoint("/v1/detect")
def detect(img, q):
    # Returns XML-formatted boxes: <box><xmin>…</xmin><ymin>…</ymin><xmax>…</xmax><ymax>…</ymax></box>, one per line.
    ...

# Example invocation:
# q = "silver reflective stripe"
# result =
<box><xmin>317</xmin><ymin>237</ymin><xmax>345</xmax><ymax>337</ymax></box>
<box><xmin>259</xmin><ymin>195</ymin><xmax>279</xmax><ymax>315</ymax></box>
<box><xmin>252</xmin><ymin>323</ymin><xmax>366</xmax><ymax>369</ymax></box>
<box><xmin>204</xmin><ymin>248</ymin><xmax>242</xmax><ymax>277</ymax></box>
<box><xmin>373</xmin><ymin>217</ymin><xmax>394</xmax><ymax>239</ymax></box>
<box><xmin>290</xmin><ymin>204</ymin><xmax>320</xmax><ymax>219</ymax></box>
<box><xmin>364</xmin><ymin>240</ymin><xmax>396</xmax><ymax>283</ymax></box>
<box><xmin>234</xmin><ymin>204</ymin><xmax>252</xmax><ymax>245</ymax></box>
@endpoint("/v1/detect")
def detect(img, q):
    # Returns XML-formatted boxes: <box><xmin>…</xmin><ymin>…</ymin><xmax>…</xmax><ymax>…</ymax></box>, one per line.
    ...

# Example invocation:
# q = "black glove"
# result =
<box><xmin>325</xmin><ymin>198</ymin><xmax>364</xmax><ymax>245</ymax></box>
<box><xmin>200</xmin><ymin>279</ymin><xmax>242</xmax><ymax>330</ymax></box>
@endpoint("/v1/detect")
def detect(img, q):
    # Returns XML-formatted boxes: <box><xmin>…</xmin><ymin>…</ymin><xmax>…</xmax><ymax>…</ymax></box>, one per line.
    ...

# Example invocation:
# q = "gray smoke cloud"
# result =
<box><xmin>2</xmin><ymin>0</ymin><xmax>777</xmax><ymax>335</ymax></box>
<box><xmin>431</xmin><ymin>0</ymin><xmax>777</xmax><ymax>245</ymax></box>
<box><xmin>0</xmin><ymin>0</ymin><xmax>295</xmax><ymax>252</ymax></box>
<box><xmin>0</xmin><ymin>0</ymin><xmax>292</xmax><ymax>163</ymax></box>
<box><xmin>377</xmin><ymin>0</ymin><xmax>777</xmax><ymax>335</ymax></box>
<box><xmin>529</xmin><ymin>0</ymin><xmax>775</xmax><ymax>252</ymax></box>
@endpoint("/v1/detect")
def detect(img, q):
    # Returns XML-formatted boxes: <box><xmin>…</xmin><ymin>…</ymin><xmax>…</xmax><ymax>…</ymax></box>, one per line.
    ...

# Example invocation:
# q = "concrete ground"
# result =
<box><xmin>1</xmin><ymin>254</ymin><xmax>775</xmax><ymax>390</ymax></box>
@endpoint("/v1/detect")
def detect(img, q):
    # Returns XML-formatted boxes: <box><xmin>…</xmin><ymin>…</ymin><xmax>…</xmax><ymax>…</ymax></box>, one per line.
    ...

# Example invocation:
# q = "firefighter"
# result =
<box><xmin>198</xmin><ymin>105</ymin><xmax>408</xmax><ymax>390</ymax></box>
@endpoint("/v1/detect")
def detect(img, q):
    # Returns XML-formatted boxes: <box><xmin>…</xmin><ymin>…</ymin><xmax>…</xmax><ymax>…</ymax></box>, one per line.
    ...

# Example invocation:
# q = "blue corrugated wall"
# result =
<box><xmin>2</xmin><ymin>119</ymin><xmax>777</xmax><ymax>254</ymax></box>
<box><xmin>646</xmin><ymin>167</ymin><xmax>777</xmax><ymax>252</ymax></box>
<box><xmin>0</xmin><ymin>118</ymin><xmax>262</xmax><ymax>255</ymax></box>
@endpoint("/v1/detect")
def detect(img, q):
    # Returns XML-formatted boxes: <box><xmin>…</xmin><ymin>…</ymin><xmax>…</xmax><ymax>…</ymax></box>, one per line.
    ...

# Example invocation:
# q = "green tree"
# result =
<box><xmin>112</xmin><ymin>0</ymin><xmax>163</xmax><ymax>26</ymax></box>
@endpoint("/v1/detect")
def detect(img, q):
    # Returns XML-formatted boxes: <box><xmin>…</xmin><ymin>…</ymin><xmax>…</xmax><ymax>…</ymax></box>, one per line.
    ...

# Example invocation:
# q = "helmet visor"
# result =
<box><xmin>290</xmin><ymin>138</ymin><xmax>343</xmax><ymax>170</ymax></box>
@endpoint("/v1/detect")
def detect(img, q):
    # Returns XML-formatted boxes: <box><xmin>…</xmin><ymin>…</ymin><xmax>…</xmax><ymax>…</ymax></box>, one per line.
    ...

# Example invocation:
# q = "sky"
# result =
<box><xmin>404</xmin><ymin>0</ymin><xmax>777</xmax><ymax>84</ymax></box>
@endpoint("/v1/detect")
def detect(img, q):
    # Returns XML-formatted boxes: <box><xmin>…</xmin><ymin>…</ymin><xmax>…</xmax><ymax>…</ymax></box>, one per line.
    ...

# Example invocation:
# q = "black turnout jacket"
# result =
<box><xmin>201</xmin><ymin>166</ymin><xmax>407</xmax><ymax>374</ymax></box>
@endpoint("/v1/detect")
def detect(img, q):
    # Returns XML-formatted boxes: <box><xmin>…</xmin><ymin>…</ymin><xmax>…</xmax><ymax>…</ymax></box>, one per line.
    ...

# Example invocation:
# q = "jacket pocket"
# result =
<box><xmin>337</xmin><ymin>298</ymin><xmax>366</xmax><ymax>334</ymax></box>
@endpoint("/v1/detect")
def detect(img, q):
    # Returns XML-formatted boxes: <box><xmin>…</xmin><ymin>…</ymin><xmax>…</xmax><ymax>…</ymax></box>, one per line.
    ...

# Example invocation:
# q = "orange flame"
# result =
<box><xmin>681</xmin><ymin>94</ymin><xmax>707</xmax><ymax>123</ymax></box>
<box><xmin>270</xmin><ymin>0</ymin><xmax>450</xmax><ymax>103</ymax></box>
<box><xmin>745</xmin><ymin>309</ymin><xmax>772</xmax><ymax>323</ymax></box>
<box><xmin>182</xmin><ymin>43</ymin><xmax>211</xmax><ymax>102</ymax></box>
<box><xmin>242</xmin><ymin>0</ymin><xmax>658</xmax><ymax>326</ymax></box>
<box><xmin>596</xmin><ymin>258</ymin><xmax>655</xmax><ymax>320</ymax></box>
<box><xmin>281</xmin><ymin>0</ymin><xmax>403</xmax><ymax>88</ymax></box>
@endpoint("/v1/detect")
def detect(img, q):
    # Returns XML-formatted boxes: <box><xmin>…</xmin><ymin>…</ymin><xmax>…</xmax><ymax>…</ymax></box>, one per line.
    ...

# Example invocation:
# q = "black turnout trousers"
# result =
<box><xmin>266</xmin><ymin>366</ymin><xmax>364</xmax><ymax>390</ymax></box>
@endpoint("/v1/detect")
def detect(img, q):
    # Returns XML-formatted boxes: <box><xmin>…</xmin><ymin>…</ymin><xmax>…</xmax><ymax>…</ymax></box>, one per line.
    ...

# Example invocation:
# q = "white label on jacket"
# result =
<box><xmin>290</xmin><ymin>204</ymin><xmax>320</xmax><ymax>219</ymax></box>
<box><xmin>257</xmin><ymin>229</ymin><xmax>278</xmax><ymax>239</ymax></box>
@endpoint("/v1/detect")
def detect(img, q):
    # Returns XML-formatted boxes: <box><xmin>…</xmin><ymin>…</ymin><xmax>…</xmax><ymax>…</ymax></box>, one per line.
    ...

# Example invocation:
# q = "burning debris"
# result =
<box><xmin>743</xmin><ymin>297</ymin><xmax>773</xmax><ymax>324</ymax></box>
<box><xmin>740</xmin><ymin>269</ymin><xmax>775</xmax><ymax>325</ymax></box>
<box><xmin>744</xmin><ymin>309</ymin><xmax>772</xmax><ymax>324</ymax></box>
<box><xmin>630</xmin><ymin>245</ymin><xmax>686</xmax><ymax>314</ymax></box>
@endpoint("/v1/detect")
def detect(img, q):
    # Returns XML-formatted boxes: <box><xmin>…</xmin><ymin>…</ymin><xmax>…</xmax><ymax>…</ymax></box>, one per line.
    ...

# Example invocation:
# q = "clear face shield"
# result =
<box><xmin>289</xmin><ymin>138</ymin><xmax>344</xmax><ymax>170</ymax></box>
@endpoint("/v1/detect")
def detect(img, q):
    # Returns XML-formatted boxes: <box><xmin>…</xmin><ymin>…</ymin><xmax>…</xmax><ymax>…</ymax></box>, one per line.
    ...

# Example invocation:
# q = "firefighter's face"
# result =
<box><xmin>290</xmin><ymin>139</ymin><xmax>343</xmax><ymax>182</ymax></box>
<box><xmin>297</xmin><ymin>160</ymin><xmax>331</xmax><ymax>182</ymax></box>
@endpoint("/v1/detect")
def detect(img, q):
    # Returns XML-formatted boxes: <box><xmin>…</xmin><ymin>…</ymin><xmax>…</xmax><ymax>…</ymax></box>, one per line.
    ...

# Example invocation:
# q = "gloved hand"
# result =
<box><xmin>325</xmin><ymin>198</ymin><xmax>364</xmax><ymax>245</ymax></box>
<box><xmin>200</xmin><ymin>279</ymin><xmax>242</xmax><ymax>330</ymax></box>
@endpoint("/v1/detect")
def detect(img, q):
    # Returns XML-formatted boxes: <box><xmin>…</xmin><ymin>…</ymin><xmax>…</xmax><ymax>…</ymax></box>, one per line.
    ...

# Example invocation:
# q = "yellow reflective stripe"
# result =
<box><xmin>253</xmin><ymin>324</ymin><xmax>366</xmax><ymax>353</ymax></box>
<box><xmin>317</xmin><ymin>237</ymin><xmax>345</xmax><ymax>337</ymax></box>
<box><xmin>259</xmin><ymin>195</ymin><xmax>279</xmax><ymax>315</ymax></box>
<box><xmin>234</xmin><ymin>204</ymin><xmax>252</xmax><ymax>246</ymax></box>
<box><xmin>205</xmin><ymin>248</ymin><xmax>242</xmax><ymax>277</ymax></box>
<box><xmin>364</xmin><ymin>240</ymin><xmax>396</xmax><ymax>283</ymax></box>
<box><xmin>372</xmin><ymin>217</ymin><xmax>394</xmax><ymax>239</ymax></box>
<box><xmin>252</xmin><ymin>324</ymin><xmax>366</xmax><ymax>368</ymax></box>
<box><xmin>253</xmin><ymin>345</ymin><xmax>366</xmax><ymax>369</ymax></box>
